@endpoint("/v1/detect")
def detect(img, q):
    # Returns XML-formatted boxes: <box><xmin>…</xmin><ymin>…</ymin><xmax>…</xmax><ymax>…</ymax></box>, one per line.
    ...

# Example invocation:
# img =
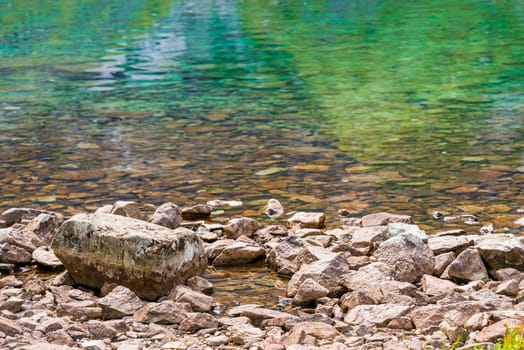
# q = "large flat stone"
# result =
<box><xmin>51</xmin><ymin>213</ymin><xmax>207</xmax><ymax>300</ymax></box>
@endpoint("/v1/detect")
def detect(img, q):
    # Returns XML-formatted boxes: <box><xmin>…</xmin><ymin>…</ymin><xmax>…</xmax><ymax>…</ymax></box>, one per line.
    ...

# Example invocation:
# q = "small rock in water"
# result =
<box><xmin>149</xmin><ymin>202</ymin><xmax>182</xmax><ymax>229</ymax></box>
<box><xmin>181</xmin><ymin>204</ymin><xmax>212</xmax><ymax>220</ymax></box>
<box><xmin>207</xmin><ymin>199</ymin><xmax>243</xmax><ymax>207</ymax></box>
<box><xmin>432</xmin><ymin>211</ymin><xmax>444</xmax><ymax>219</ymax></box>
<box><xmin>460</xmin><ymin>214</ymin><xmax>480</xmax><ymax>225</ymax></box>
<box><xmin>479</xmin><ymin>224</ymin><xmax>494</xmax><ymax>234</ymax></box>
<box><xmin>337</xmin><ymin>209</ymin><xmax>351</xmax><ymax>217</ymax></box>
<box><xmin>265</xmin><ymin>199</ymin><xmax>284</xmax><ymax>219</ymax></box>
<box><xmin>515</xmin><ymin>217</ymin><xmax>524</xmax><ymax>226</ymax></box>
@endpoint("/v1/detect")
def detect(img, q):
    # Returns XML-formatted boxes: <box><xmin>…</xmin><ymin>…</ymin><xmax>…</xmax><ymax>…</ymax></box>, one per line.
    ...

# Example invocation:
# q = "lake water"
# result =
<box><xmin>1</xmin><ymin>0</ymin><xmax>523</xmax><ymax>235</ymax></box>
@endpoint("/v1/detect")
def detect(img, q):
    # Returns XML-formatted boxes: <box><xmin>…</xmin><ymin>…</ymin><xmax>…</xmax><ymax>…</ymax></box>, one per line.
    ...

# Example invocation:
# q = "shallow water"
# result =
<box><xmin>1</xmin><ymin>0</ymin><xmax>523</xmax><ymax>306</ymax></box>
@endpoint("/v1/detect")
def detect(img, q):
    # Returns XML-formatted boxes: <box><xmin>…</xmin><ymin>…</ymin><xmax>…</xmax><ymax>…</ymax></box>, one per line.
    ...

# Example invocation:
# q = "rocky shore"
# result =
<box><xmin>0</xmin><ymin>200</ymin><xmax>523</xmax><ymax>350</ymax></box>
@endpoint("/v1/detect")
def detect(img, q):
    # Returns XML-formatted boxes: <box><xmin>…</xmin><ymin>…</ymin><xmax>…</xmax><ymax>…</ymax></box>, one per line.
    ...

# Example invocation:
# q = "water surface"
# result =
<box><xmin>1</xmin><ymin>0</ymin><xmax>523</xmax><ymax>233</ymax></box>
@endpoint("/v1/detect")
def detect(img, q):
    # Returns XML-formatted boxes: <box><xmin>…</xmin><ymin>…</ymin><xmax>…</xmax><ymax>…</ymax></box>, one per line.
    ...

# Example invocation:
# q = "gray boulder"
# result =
<box><xmin>51</xmin><ymin>213</ymin><xmax>207</xmax><ymax>300</ymax></box>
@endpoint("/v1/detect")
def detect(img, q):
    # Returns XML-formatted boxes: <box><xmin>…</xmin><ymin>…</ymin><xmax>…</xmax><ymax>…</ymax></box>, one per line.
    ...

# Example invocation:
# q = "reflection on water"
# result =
<box><xmin>0</xmin><ymin>0</ymin><xmax>523</xmax><ymax>235</ymax></box>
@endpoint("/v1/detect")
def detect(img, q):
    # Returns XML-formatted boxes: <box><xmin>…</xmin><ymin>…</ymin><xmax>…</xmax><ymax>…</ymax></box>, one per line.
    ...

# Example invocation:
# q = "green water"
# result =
<box><xmin>1</xmin><ymin>0</ymin><xmax>523</xmax><ymax>231</ymax></box>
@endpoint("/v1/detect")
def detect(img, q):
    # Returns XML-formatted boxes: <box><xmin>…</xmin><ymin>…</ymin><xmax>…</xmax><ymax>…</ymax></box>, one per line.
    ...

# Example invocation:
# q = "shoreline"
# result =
<box><xmin>0</xmin><ymin>200</ymin><xmax>523</xmax><ymax>349</ymax></box>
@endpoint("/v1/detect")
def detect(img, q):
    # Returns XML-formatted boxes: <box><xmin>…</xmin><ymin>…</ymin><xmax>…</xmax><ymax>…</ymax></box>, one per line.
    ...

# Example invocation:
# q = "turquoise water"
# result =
<box><xmin>1</xmin><ymin>0</ymin><xmax>523</xmax><ymax>231</ymax></box>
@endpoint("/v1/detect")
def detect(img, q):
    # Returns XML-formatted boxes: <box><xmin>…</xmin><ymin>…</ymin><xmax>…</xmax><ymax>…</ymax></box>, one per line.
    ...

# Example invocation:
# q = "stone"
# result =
<box><xmin>427</xmin><ymin>236</ymin><xmax>474</xmax><ymax>255</ymax></box>
<box><xmin>24</xmin><ymin>277</ymin><xmax>46</xmax><ymax>295</ymax></box>
<box><xmin>0</xmin><ymin>316</ymin><xmax>22</xmax><ymax>336</ymax></box>
<box><xmin>81</xmin><ymin>340</ymin><xmax>106</xmax><ymax>350</ymax></box>
<box><xmin>181</xmin><ymin>204</ymin><xmax>212</xmax><ymax>220</ymax></box>
<box><xmin>515</xmin><ymin>217</ymin><xmax>524</xmax><ymax>226</ymax></box>
<box><xmin>230</xmin><ymin>322</ymin><xmax>264</xmax><ymax>345</ymax></box>
<box><xmin>133</xmin><ymin>300</ymin><xmax>191</xmax><ymax>324</ymax></box>
<box><xmin>149</xmin><ymin>202</ymin><xmax>182</xmax><ymax>229</ymax></box>
<box><xmin>387</xmin><ymin>223</ymin><xmax>427</xmax><ymax>241</ymax></box>
<box><xmin>224</xmin><ymin>217</ymin><xmax>260</xmax><ymax>239</ymax></box>
<box><xmin>212</xmin><ymin>238</ymin><xmax>265</xmax><ymax>266</ymax></box>
<box><xmin>0</xmin><ymin>207</ymin><xmax>63</xmax><ymax>228</ymax></box>
<box><xmin>495</xmin><ymin>279</ymin><xmax>519</xmax><ymax>297</ymax></box>
<box><xmin>351</xmin><ymin>226</ymin><xmax>387</xmax><ymax>251</ymax></box>
<box><xmin>475</xmin><ymin>234</ymin><xmax>524</xmax><ymax>271</ymax></box>
<box><xmin>51</xmin><ymin>213</ymin><xmax>207</xmax><ymax>300</ymax></box>
<box><xmin>340</xmin><ymin>291</ymin><xmax>377</xmax><ymax>310</ymax></box>
<box><xmin>265</xmin><ymin>199</ymin><xmax>284</xmax><ymax>219</ymax></box>
<box><xmin>374</xmin><ymin>233</ymin><xmax>434</xmax><ymax>283</ymax></box>
<box><xmin>287</xmin><ymin>252</ymin><xmax>350</xmax><ymax>297</ymax></box>
<box><xmin>344</xmin><ymin>304</ymin><xmax>411</xmax><ymax>327</ymax></box>
<box><xmin>434</xmin><ymin>252</ymin><xmax>456</xmax><ymax>276</ymax></box>
<box><xmin>205</xmin><ymin>239</ymin><xmax>234</xmax><ymax>261</ymax></box>
<box><xmin>169</xmin><ymin>286</ymin><xmax>213</xmax><ymax>312</ymax></box>
<box><xmin>445</xmin><ymin>248</ymin><xmax>488</xmax><ymax>282</ymax></box>
<box><xmin>228</xmin><ymin>304</ymin><xmax>297</xmax><ymax>326</ymax></box>
<box><xmin>288</xmin><ymin>212</ymin><xmax>326</xmax><ymax>229</ymax></box>
<box><xmin>282</xmin><ymin>322</ymin><xmax>340</xmax><ymax>346</ymax></box>
<box><xmin>206</xmin><ymin>335</ymin><xmax>229</xmax><ymax>346</ymax></box>
<box><xmin>86</xmin><ymin>320</ymin><xmax>118</xmax><ymax>339</ymax></box>
<box><xmin>361</xmin><ymin>212</ymin><xmax>413</xmax><ymax>227</ymax></box>
<box><xmin>98</xmin><ymin>286</ymin><xmax>145</xmax><ymax>319</ymax></box>
<box><xmin>0</xmin><ymin>263</ymin><xmax>14</xmax><ymax>274</ymax></box>
<box><xmin>266</xmin><ymin>236</ymin><xmax>305</xmax><ymax>277</ymax></box>
<box><xmin>56</xmin><ymin>300</ymin><xmax>103</xmax><ymax>320</ymax></box>
<box><xmin>421</xmin><ymin>275</ymin><xmax>458</xmax><ymax>298</ymax></box>
<box><xmin>0</xmin><ymin>297</ymin><xmax>24</xmax><ymax>313</ymax></box>
<box><xmin>32</xmin><ymin>246</ymin><xmax>63</xmax><ymax>269</ymax></box>
<box><xmin>0</xmin><ymin>226</ymin><xmax>36</xmax><ymax>263</ymax></box>
<box><xmin>110</xmin><ymin>201</ymin><xmax>141</xmax><ymax>219</ymax></box>
<box><xmin>178</xmin><ymin>312</ymin><xmax>218</xmax><ymax>333</ymax></box>
<box><xmin>410</xmin><ymin>302</ymin><xmax>483</xmax><ymax>330</ymax></box>
<box><xmin>494</xmin><ymin>268</ymin><xmax>524</xmax><ymax>283</ymax></box>
<box><xmin>186</xmin><ymin>276</ymin><xmax>213</xmax><ymax>294</ymax></box>
<box><xmin>292</xmin><ymin>278</ymin><xmax>330</xmax><ymax>306</ymax></box>
<box><xmin>474</xmin><ymin>318</ymin><xmax>524</xmax><ymax>343</ymax></box>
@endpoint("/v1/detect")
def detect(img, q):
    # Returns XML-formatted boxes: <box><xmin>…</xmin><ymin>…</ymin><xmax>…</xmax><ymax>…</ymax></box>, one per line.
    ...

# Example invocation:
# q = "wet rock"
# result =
<box><xmin>98</xmin><ymin>286</ymin><xmax>145</xmax><ymax>319</ymax></box>
<box><xmin>212</xmin><ymin>237</ymin><xmax>265</xmax><ymax>266</ymax></box>
<box><xmin>374</xmin><ymin>233</ymin><xmax>434</xmax><ymax>283</ymax></box>
<box><xmin>344</xmin><ymin>304</ymin><xmax>411</xmax><ymax>327</ymax></box>
<box><xmin>474</xmin><ymin>318</ymin><xmax>523</xmax><ymax>343</ymax></box>
<box><xmin>181</xmin><ymin>204</ymin><xmax>212</xmax><ymax>220</ymax></box>
<box><xmin>444</xmin><ymin>248</ymin><xmax>488</xmax><ymax>282</ymax></box>
<box><xmin>427</xmin><ymin>236</ymin><xmax>474</xmax><ymax>255</ymax></box>
<box><xmin>186</xmin><ymin>276</ymin><xmax>213</xmax><ymax>294</ymax></box>
<box><xmin>266</xmin><ymin>236</ymin><xmax>305</xmax><ymax>277</ymax></box>
<box><xmin>282</xmin><ymin>322</ymin><xmax>340</xmax><ymax>347</ymax></box>
<box><xmin>205</xmin><ymin>239</ymin><xmax>234</xmax><ymax>261</ymax></box>
<box><xmin>178</xmin><ymin>312</ymin><xmax>218</xmax><ymax>333</ymax></box>
<box><xmin>265</xmin><ymin>199</ymin><xmax>284</xmax><ymax>219</ymax></box>
<box><xmin>361</xmin><ymin>212</ymin><xmax>413</xmax><ymax>227</ymax></box>
<box><xmin>224</xmin><ymin>217</ymin><xmax>260</xmax><ymax>239</ymax></box>
<box><xmin>475</xmin><ymin>234</ymin><xmax>524</xmax><ymax>271</ymax></box>
<box><xmin>287</xmin><ymin>252</ymin><xmax>350</xmax><ymax>298</ymax></box>
<box><xmin>434</xmin><ymin>252</ymin><xmax>456</xmax><ymax>276</ymax></box>
<box><xmin>292</xmin><ymin>278</ymin><xmax>330</xmax><ymax>306</ymax></box>
<box><xmin>421</xmin><ymin>275</ymin><xmax>458</xmax><ymax>298</ymax></box>
<box><xmin>288</xmin><ymin>212</ymin><xmax>326</xmax><ymax>229</ymax></box>
<box><xmin>133</xmin><ymin>300</ymin><xmax>191</xmax><ymax>324</ymax></box>
<box><xmin>51</xmin><ymin>213</ymin><xmax>207</xmax><ymax>300</ymax></box>
<box><xmin>169</xmin><ymin>285</ymin><xmax>213</xmax><ymax>312</ymax></box>
<box><xmin>110</xmin><ymin>201</ymin><xmax>142</xmax><ymax>219</ymax></box>
<box><xmin>149</xmin><ymin>202</ymin><xmax>182</xmax><ymax>229</ymax></box>
<box><xmin>32</xmin><ymin>246</ymin><xmax>63</xmax><ymax>269</ymax></box>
